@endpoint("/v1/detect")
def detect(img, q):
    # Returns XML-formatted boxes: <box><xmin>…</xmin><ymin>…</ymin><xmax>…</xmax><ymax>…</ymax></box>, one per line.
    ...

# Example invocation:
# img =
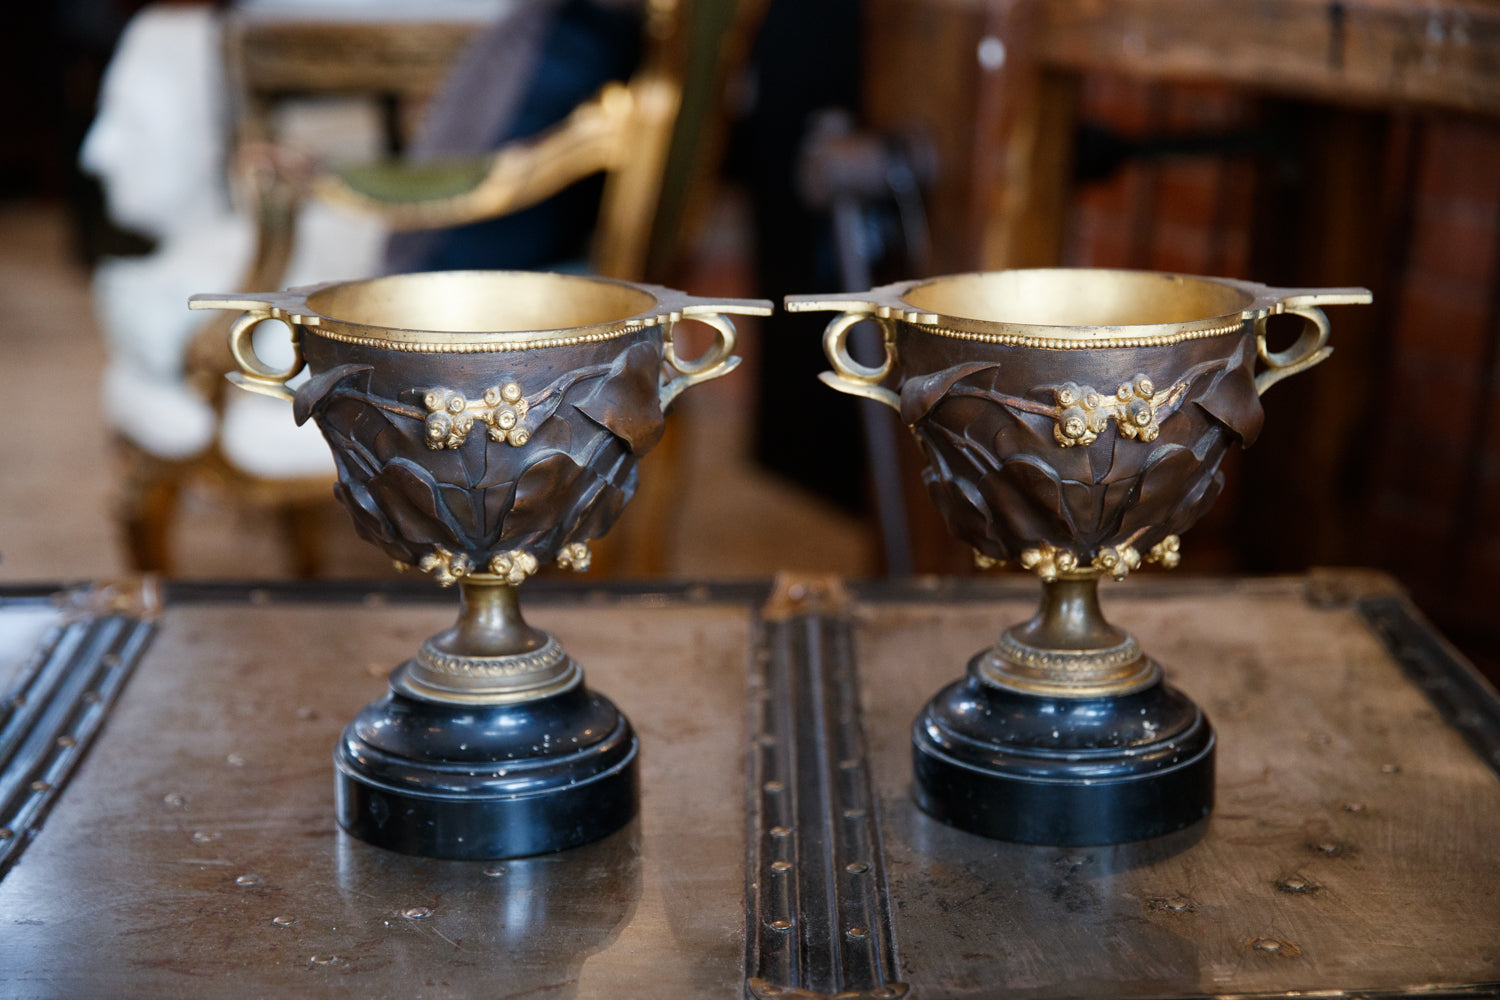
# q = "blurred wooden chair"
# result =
<box><xmin>113</xmin><ymin>0</ymin><xmax>762</xmax><ymax>575</ymax></box>
<box><xmin>84</xmin><ymin>4</ymin><xmax>389</xmax><ymax>577</ymax></box>
<box><xmin>293</xmin><ymin>0</ymin><xmax>757</xmax><ymax>284</ymax></box>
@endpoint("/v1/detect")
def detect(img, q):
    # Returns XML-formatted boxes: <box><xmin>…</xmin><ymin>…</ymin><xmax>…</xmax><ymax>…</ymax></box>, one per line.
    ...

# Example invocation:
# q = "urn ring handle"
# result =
<box><xmin>1253</xmin><ymin>286</ymin><xmax>1372</xmax><ymax>395</ymax></box>
<box><xmin>785</xmin><ymin>292</ymin><xmax>903</xmax><ymax>412</ymax></box>
<box><xmin>661</xmin><ymin>312</ymin><xmax>737</xmax><ymax>409</ymax></box>
<box><xmin>820</xmin><ymin>310</ymin><xmax>901</xmax><ymax>411</ymax></box>
<box><xmin>659</xmin><ymin>297</ymin><xmax>771</xmax><ymax>409</ymax></box>
<box><xmin>189</xmin><ymin>293</ymin><xmax>303</xmax><ymax>403</ymax></box>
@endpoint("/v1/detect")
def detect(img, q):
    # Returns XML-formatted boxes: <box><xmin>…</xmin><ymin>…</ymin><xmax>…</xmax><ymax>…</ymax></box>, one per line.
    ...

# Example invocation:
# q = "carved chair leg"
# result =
<box><xmin>120</xmin><ymin>453</ymin><xmax>183</xmax><ymax>574</ymax></box>
<box><xmin>278</xmin><ymin>501</ymin><xmax>324</xmax><ymax>578</ymax></box>
<box><xmin>629</xmin><ymin>419</ymin><xmax>679</xmax><ymax>575</ymax></box>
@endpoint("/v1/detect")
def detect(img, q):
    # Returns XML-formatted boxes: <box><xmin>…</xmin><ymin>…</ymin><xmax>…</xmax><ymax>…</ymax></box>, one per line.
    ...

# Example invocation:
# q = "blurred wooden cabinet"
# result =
<box><xmin>859</xmin><ymin>0</ymin><xmax>1500</xmax><ymax>675</ymax></box>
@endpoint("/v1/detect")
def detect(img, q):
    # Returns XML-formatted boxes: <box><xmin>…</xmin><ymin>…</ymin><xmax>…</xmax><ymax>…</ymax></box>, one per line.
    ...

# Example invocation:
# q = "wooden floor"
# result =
<box><xmin>0</xmin><ymin>200</ymin><xmax>872</xmax><ymax>584</ymax></box>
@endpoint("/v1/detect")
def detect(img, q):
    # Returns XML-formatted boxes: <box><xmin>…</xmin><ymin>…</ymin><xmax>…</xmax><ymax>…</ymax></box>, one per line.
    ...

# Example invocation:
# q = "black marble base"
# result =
<box><xmin>912</xmin><ymin>656</ymin><xmax>1214</xmax><ymax>846</ymax></box>
<box><xmin>334</xmin><ymin>672</ymin><xmax>638</xmax><ymax>859</ymax></box>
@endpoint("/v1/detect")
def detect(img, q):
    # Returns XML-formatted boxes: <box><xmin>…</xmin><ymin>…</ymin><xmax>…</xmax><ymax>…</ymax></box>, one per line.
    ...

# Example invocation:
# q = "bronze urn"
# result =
<box><xmin>194</xmin><ymin>270</ymin><xmax>769</xmax><ymax>858</ymax></box>
<box><xmin>792</xmin><ymin>268</ymin><xmax>1370</xmax><ymax>845</ymax></box>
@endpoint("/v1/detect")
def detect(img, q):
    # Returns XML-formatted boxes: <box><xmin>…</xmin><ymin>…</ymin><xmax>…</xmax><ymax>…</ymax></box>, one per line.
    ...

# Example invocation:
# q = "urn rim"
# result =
<box><xmin>787</xmin><ymin>267</ymin><xmax>1370</xmax><ymax>350</ymax></box>
<box><xmin>192</xmin><ymin>270</ymin><xmax>772</xmax><ymax>354</ymax></box>
<box><xmin>902</xmin><ymin>268</ymin><xmax>1255</xmax><ymax>346</ymax></box>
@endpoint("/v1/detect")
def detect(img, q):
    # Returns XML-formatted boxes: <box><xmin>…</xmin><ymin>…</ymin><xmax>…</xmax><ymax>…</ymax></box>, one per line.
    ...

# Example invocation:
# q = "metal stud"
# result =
<box><xmin>1277</xmin><ymin>875</ymin><xmax>1316</xmax><ymax>893</ymax></box>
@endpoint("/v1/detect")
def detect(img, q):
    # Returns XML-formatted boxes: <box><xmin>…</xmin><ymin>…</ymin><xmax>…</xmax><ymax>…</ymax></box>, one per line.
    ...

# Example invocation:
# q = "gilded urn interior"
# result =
<box><xmin>303</xmin><ymin>270</ymin><xmax>660</xmax><ymax>335</ymax></box>
<box><xmin>901</xmin><ymin>269</ymin><xmax>1256</xmax><ymax>331</ymax></box>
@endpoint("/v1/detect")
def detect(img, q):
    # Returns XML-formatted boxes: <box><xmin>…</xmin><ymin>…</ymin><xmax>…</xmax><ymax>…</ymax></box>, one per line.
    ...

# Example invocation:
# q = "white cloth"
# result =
<box><xmin>101</xmin><ymin>362</ymin><xmax>217</xmax><ymax>462</ymax></box>
<box><xmin>220</xmin><ymin>393</ymin><xmax>336</xmax><ymax>479</ymax></box>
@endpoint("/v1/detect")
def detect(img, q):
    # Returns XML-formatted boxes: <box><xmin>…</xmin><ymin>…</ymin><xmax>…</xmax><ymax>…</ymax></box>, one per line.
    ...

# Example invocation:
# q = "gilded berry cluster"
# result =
<box><xmin>1052</xmin><ymin>373</ymin><xmax>1160</xmax><ymax>448</ymax></box>
<box><xmin>422</xmin><ymin>382</ymin><xmax>531</xmax><ymax>450</ymax></box>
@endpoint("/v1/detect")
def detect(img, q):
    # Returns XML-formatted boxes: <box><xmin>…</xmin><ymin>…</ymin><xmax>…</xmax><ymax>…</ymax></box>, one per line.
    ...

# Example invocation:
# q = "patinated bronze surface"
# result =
<box><xmin>796</xmin><ymin>269</ymin><xmax>1368</xmax><ymax>577</ymax></box>
<box><xmin>793</xmin><ymin>269</ymin><xmax>1372</xmax><ymax>845</ymax></box>
<box><xmin>194</xmin><ymin>271</ymin><xmax>766</xmax><ymax>583</ymax></box>
<box><xmin>190</xmin><ymin>271</ymin><xmax>771</xmax><ymax>859</ymax></box>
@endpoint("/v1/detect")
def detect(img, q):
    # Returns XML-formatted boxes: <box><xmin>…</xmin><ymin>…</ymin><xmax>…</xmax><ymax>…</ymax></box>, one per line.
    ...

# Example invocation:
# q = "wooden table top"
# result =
<box><xmin>0</xmin><ymin>572</ymin><xmax>1496</xmax><ymax>997</ymax></box>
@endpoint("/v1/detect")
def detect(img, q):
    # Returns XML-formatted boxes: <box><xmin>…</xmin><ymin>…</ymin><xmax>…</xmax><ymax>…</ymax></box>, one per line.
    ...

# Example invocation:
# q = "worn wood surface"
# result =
<box><xmin>856</xmin><ymin>576</ymin><xmax>1500</xmax><ymax>996</ymax></box>
<box><xmin>0</xmin><ymin>575</ymin><xmax>1496</xmax><ymax>997</ymax></box>
<box><xmin>0</xmin><ymin>593</ymin><xmax>752</xmax><ymax>998</ymax></box>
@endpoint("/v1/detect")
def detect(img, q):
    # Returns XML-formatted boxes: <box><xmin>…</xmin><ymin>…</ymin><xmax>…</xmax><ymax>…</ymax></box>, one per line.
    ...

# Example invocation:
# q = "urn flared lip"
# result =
<box><xmin>190</xmin><ymin>269</ymin><xmax>771</xmax><ymax>353</ymax></box>
<box><xmin>786</xmin><ymin>267</ymin><xmax>1371</xmax><ymax>349</ymax></box>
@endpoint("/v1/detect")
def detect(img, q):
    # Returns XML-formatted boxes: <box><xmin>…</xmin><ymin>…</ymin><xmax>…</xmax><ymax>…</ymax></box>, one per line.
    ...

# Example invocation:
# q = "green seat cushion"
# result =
<box><xmin>332</xmin><ymin>156</ymin><xmax>493</xmax><ymax>204</ymax></box>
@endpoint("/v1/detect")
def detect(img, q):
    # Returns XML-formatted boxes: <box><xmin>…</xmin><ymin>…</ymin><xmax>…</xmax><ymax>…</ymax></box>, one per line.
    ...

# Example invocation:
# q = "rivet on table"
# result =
<box><xmin>1277</xmin><ymin>875</ymin><xmax>1316</xmax><ymax>894</ymax></box>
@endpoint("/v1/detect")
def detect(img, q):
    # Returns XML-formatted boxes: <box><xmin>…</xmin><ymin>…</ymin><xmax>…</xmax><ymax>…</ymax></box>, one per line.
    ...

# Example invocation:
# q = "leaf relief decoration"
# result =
<box><xmin>899</xmin><ymin>338</ymin><xmax>1265</xmax><ymax>560</ymax></box>
<box><xmin>290</xmin><ymin>333</ymin><xmax>667</xmax><ymax>570</ymax></box>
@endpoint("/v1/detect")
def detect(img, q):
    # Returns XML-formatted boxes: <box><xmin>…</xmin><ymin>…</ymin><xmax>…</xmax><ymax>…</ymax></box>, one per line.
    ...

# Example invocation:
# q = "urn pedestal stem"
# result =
<box><xmin>401</xmin><ymin>578</ymin><xmax>581</xmax><ymax>705</ymax></box>
<box><xmin>437</xmin><ymin>578</ymin><xmax>547</xmax><ymax>659</ymax></box>
<box><xmin>979</xmin><ymin>574</ymin><xmax>1161</xmax><ymax>699</ymax></box>
<box><xmin>1014</xmin><ymin>574</ymin><xmax>1123</xmax><ymax>651</ymax></box>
